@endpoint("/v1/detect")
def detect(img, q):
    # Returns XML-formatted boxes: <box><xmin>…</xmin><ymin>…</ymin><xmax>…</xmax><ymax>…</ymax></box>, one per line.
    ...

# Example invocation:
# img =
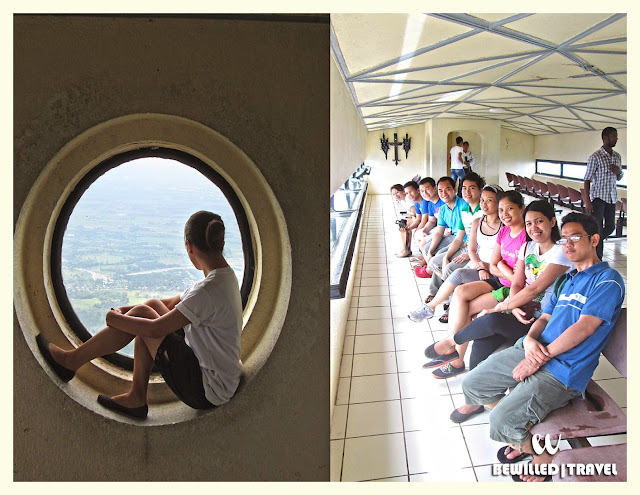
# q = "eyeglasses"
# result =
<box><xmin>557</xmin><ymin>234</ymin><xmax>591</xmax><ymax>245</ymax></box>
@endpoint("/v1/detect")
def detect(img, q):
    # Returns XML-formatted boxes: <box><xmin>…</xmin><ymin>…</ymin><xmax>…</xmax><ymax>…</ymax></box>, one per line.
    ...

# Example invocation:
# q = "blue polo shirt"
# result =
<box><xmin>538</xmin><ymin>262</ymin><xmax>625</xmax><ymax>392</ymax></box>
<box><xmin>437</xmin><ymin>196</ymin><xmax>469</xmax><ymax>238</ymax></box>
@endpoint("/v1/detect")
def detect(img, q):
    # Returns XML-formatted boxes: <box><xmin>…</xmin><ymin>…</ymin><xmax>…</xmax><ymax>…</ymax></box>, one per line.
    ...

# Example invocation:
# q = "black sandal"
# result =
<box><xmin>439</xmin><ymin>312</ymin><xmax>449</xmax><ymax>324</ymax></box>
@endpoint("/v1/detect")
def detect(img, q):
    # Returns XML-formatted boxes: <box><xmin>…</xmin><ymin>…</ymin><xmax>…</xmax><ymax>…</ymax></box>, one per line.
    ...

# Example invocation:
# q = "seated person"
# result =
<box><xmin>453</xmin><ymin>212</ymin><xmax>624</xmax><ymax>482</ymax></box>
<box><xmin>426</xmin><ymin>200</ymin><xmax>573</xmax><ymax>378</ymax></box>
<box><xmin>414</xmin><ymin>173</ymin><xmax>485</xmax><ymax>323</ymax></box>
<box><xmin>390</xmin><ymin>183</ymin><xmax>417</xmax><ymax>257</ymax></box>
<box><xmin>420</xmin><ymin>191</ymin><xmax>527</xmax><ymax>375</ymax></box>
<box><xmin>36</xmin><ymin>211</ymin><xmax>243</xmax><ymax>419</ymax></box>
<box><xmin>409</xmin><ymin>184</ymin><xmax>501</xmax><ymax>323</ymax></box>
<box><xmin>412</xmin><ymin>177</ymin><xmax>444</xmax><ymax>263</ymax></box>
<box><xmin>414</xmin><ymin>177</ymin><xmax>464</xmax><ymax>277</ymax></box>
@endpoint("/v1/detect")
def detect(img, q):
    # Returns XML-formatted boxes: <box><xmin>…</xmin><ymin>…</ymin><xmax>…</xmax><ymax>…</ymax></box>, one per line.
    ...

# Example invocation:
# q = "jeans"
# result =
<box><xmin>591</xmin><ymin>198</ymin><xmax>616</xmax><ymax>259</ymax></box>
<box><xmin>461</xmin><ymin>339</ymin><xmax>582</xmax><ymax>446</ymax></box>
<box><xmin>451</xmin><ymin>168</ymin><xmax>466</xmax><ymax>197</ymax></box>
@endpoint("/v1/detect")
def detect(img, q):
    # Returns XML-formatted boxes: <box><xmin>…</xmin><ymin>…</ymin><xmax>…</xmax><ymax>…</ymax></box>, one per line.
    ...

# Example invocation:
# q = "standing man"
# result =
<box><xmin>462</xmin><ymin>141</ymin><xmax>475</xmax><ymax>174</ymax></box>
<box><xmin>583</xmin><ymin>127</ymin><xmax>624</xmax><ymax>260</ymax></box>
<box><xmin>449</xmin><ymin>136</ymin><xmax>465</xmax><ymax>197</ymax></box>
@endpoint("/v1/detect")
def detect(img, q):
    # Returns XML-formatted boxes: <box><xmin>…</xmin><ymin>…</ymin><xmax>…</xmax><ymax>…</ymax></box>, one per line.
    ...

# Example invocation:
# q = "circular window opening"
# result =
<box><xmin>51</xmin><ymin>148</ymin><xmax>255</xmax><ymax>370</ymax></box>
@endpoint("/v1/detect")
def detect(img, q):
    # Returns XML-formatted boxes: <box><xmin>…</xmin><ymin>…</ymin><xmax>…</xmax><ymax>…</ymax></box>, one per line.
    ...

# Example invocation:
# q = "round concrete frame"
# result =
<box><xmin>14</xmin><ymin>114</ymin><xmax>292</xmax><ymax>425</ymax></box>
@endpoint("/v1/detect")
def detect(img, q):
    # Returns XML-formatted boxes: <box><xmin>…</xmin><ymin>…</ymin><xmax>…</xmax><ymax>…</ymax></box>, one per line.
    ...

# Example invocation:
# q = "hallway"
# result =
<box><xmin>331</xmin><ymin>193</ymin><xmax>627</xmax><ymax>482</ymax></box>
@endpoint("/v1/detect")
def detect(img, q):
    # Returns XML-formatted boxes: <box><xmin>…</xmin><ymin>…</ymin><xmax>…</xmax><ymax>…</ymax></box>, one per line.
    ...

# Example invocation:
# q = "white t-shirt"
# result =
<box><xmin>176</xmin><ymin>266</ymin><xmax>243</xmax><ymax>406</ymax></box>
<box><xmin>450</xmin><ymin>145</ymin><xmax>464</xmax><ymax>170</ymax></box>
<box><xmin>518</xmin><ymin>242</ymin><xmax>573</xmax><ymax>308</ymax></box>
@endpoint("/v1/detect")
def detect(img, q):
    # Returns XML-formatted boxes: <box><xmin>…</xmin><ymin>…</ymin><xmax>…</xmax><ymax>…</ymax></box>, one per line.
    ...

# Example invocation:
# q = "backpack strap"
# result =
<box><xmin>552</xmin><ymin>272</ymin><xmax>570</xmax><ymax>299</ymax></box>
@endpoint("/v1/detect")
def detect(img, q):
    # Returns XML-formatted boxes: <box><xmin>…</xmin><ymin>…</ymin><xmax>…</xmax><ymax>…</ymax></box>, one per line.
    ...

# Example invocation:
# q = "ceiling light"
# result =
<box><xmin>489</xmin><ymin>108</ymin><xmax>506</xmax><ymax>114</ymax></box>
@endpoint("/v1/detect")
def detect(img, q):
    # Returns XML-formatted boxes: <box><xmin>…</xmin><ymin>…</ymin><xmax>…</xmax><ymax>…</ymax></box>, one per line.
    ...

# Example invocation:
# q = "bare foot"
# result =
<box><xmin>519</xmin><ymin>452</ymin><xmax>553</xmax><ymax>482</ymax></box>
<box><xmin>48</xmin><ymin>343</ymin><xmax>79</xmax><ymax>371</ymax></box>
<box><xmin>503</xmin><ymin>445</ymin><xmax>524</xmax><ymax>461</ymax></box>
<box><xmin>110</xmin><ymin>393</ymin><xmax>147</xmax><ymax>409</ymax></box>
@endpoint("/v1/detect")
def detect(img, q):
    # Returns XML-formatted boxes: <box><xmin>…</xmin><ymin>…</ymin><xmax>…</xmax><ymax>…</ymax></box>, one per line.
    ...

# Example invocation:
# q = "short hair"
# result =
<box><xmin>497</xmin><ymin>190</ymin><xmax>524</xmax><ymax>208</ymax></box>
<box><xmin>561</xmin><ymin>212</ymin><xmax>599</xmax><ymax>237</ymax></box>
<box><xmin>602</xmin><ymin>127</ymin><xmax>617</xmax><ymax>139</ymax></box>
<box><xmin>403</xmin><ymin>180</ymin><xmax>419</xmax><ymax>190</ymax></box>
<box><xmin>437</xmin><ymin>176</ymin><xmax>456</xmax><ymax>189</ymax></box>
<box><xmin>419</xmin><ymin>177</ymin><xmax>436</xmax><ymax>187</ymax></box>
<box><xmin>456</xmin><ymin>136</ymin><xmax>463</xmax><ymax>145</ymax></box>
<box><xmin>390</xmin><ymin>184</ymin><xmax>404</xmax><ymax>193</ymax></box>
<box><xmin>463</xmin><ymin>141</ymin><xmax>469</xmax><ymax>146</ymax></box>
<box><xmin>461</xmin><ymin>172</ymin><xmax>485</xmax><ymax>190</ymax></box>
<box><xmin>525</xmin><ymin>200</ymin><xmax>561</xmax><ymax>243</ymax></box>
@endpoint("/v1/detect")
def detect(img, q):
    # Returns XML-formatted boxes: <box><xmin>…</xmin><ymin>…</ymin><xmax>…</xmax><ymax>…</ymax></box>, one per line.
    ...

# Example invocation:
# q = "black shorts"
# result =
<box><xmin>155</xmin><ymin>330</ymin><xmax>215</xmax><ymax>410</ymax></box>
<box><xmin>483</xmin><ymin>276</ymin><xmax>504</xmax><ymax>291</ymax></box>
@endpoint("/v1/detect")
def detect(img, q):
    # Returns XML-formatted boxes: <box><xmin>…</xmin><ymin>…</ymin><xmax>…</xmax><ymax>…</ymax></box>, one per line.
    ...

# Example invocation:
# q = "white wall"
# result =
<box><xmin>365</xmin><ymin>122</ymin><xmax>426</xmax><ymax>194</ymax></box>
<box><xmin>534</xmin><ymin>128</ymin><xmax>627</xmax><ymax>165</ymax></box>
<box><xmin>330</xmin><ymin>55</ymin><xmax>367</xmax><ymax>196</ymax></box>
<box><xmin>498</xmin><ymin>128</ymin><xmax>535</xmax><ymax>190</ymax></box>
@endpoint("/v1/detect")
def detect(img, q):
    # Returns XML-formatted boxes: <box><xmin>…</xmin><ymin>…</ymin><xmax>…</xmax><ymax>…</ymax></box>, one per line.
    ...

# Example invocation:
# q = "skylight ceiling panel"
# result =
<box><xmin>574</xmin><ymin>109</ymin><xmax>625</xmax><ymax>123</ymax></box>
<box><xmin>576</xmin><ymin>52</ymin><xmax>627</xmax><ymax>75</ymax></box>
<box><xmin>454</xmin><ymin>57</ymin><xmax>535</xmax><ymax>84</ymax></box>
<box><xmin>332</xmin><ymin>14</ymin><xmax>472</xmax><ymax>75</ymax></box>
<box><xmin>352</xmin><ymin>81</ymin><xmax>398</xmax><ymax>104</ymax></box>
<box><xmin>372</xmin><ymin>83</ymin><xmax>478</xmax><ymax>103</ymax></box>
<box><xmin>332</xmin><ymin>14</ymin><xmax>418</xmax><ymax>75</ymax></box>
<box><xmin>545</xmin><ymin>93</ymin><xmax>612</xmax><ymax>105</ymax></box>
<box><xmin>366</xmin><ymin>58</ymin><xmax>515</xmax><ymax>85</ymax></box>
<box><xmin>503</xmin><ymin>13</ymin><xmax>611</xmax><ymax>45</ymax></box>
<box><xmin>533</xmin><ymin>107</ymin><xmax>583</xmax><ymax>119</ymax></box>
<box><xmin>466</xmin><ymin>85</ymin><xmax>532</xmax><ymax>102</ymax></box>
<box><xmin>499</xmin><ymin>53</ymin><xmax>588</xmax><ymax>83</ymax></box>
<box><xmin>575</xmin><ymin>17</ymin><xmax>626</xmax><ymax>45</ymax></box>
<box><xmin>515</xmin><ymin>78</ymin><xmax>618</xmax><ymax>92</ymax></box>
<box><xmin>571</xmin><ymin>41</ymin><xmax>626</xmax><ymax>53</ymax></box>
<box><xmin>577</xmin><ymin>94</ymin><xmax>626</xmax><ymax>110</ymax></box>
<box><xmin>399</xmin><ymin>31</ymin><xmax>536</xmax><ymax>72</ymax></box>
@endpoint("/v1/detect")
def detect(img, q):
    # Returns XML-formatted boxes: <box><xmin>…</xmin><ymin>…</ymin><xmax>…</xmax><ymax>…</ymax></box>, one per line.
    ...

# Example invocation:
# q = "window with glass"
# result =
<box><xmin>535</xmin><ymin>159</ymin><xmax>626</xmax><ymax>188</ymax></box>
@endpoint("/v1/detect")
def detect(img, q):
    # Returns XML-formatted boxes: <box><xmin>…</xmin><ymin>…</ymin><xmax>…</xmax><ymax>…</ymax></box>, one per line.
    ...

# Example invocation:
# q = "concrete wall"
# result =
<box><xmin>365</xmin><ymin>122</ymin><xmax>426</xmax><ymax>194</ymax></box>
<box><xmin>534</xmin><ymin>128</ymin><xmax>627</xmax><ymax>165</ymax></box>
<box><xmin>498</xmin><ymin>128</ymin><xmax>535</xmax><ymax>190</ymax></box>
<box><xmin>14</xmin><ymin>15</ymin><xmax>329</xmax><ymax>481</ymax></box>
<box><xmin>330</xmin><ymin>55</ymin><xmax>367</xmax><ymax>196</ymax></box>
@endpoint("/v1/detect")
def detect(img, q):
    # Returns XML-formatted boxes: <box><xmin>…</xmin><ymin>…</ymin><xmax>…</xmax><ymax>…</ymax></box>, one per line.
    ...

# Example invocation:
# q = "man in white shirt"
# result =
<box><xmin>449</xmin><ymin>136</ymin><xmax>465</xmax><ymax>197</ymax></box>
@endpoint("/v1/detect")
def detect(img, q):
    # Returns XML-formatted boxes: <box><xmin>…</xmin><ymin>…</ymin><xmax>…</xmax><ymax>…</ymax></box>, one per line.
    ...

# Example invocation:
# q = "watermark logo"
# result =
<box><xmin>532</xmin><ymin>433</ymin><xmax>561</xmax><ymax>455</ymax></box>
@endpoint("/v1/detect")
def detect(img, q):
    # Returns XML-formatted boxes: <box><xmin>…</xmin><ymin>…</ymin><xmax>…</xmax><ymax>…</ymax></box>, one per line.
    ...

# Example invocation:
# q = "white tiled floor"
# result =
<box><xmin>331</xmin><ymin>193</ymin><xmax>628</xmax><ymax>482</ymax></box>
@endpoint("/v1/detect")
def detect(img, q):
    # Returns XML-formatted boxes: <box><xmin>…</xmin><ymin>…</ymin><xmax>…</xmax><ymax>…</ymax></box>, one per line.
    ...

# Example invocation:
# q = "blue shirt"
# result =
<box><xmin>437</xmin><ymin>196</ymin><xmax>469</xmax><ymax>237</ymax></box>
<box><xmin>426</xmin><ymin>198</ymin><xmax>444</xmax><ymax>218</ymax></box>
<box><xmin>414</xmin><ymin>199</ymin><xmax>428</xmax><ymax>216</ymax></box>
<box><xmin>539</xmin><ymin>262</ymin><xmax>625</xmax><ymax>392</ymax></box>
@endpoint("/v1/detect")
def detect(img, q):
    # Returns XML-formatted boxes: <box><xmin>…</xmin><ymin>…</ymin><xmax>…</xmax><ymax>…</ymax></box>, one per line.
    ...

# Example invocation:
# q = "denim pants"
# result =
<box><xmin>461</xmin><ymin>339</ymin><xmax>582</xmax><ymax>446</ymax></box>
<box><xmin>451</xmin><ymin>168</ymin><xmax>466</xmax><ymax>196</ymax></box>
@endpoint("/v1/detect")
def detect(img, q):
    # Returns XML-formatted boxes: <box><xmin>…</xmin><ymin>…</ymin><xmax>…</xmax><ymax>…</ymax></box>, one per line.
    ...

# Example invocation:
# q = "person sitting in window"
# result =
<box><xmin>36</xmin><ymin>211</ymin><xmax>243</xmax><ymax>419</ymax></box>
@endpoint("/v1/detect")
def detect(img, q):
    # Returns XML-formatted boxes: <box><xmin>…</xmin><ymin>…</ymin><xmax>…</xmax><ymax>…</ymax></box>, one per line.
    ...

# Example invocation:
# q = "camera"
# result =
<box><xmin>395</xmin><ymin>219</ymin><xmax>407</xmax><ymax>229</ymax></box>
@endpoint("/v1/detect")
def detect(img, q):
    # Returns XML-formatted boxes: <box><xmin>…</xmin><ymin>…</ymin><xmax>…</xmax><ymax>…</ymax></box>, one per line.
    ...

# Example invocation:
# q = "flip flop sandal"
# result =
<box><xmin>424</xmin><ymin>295</ymin><xmax>435</xmax><ymax>304</ymax></box>
<box><xmin>439</xmin><ymin>313</ymin><xmax>449</xmax><ymax>324</ymax></box>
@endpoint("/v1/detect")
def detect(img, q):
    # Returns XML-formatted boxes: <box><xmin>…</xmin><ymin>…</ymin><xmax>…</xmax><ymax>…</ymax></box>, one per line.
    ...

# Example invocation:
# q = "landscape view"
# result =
<box><xmin>61</xmin><ymin>157</ymin><xmax>245</xmax><ymax>357</ymax></box>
